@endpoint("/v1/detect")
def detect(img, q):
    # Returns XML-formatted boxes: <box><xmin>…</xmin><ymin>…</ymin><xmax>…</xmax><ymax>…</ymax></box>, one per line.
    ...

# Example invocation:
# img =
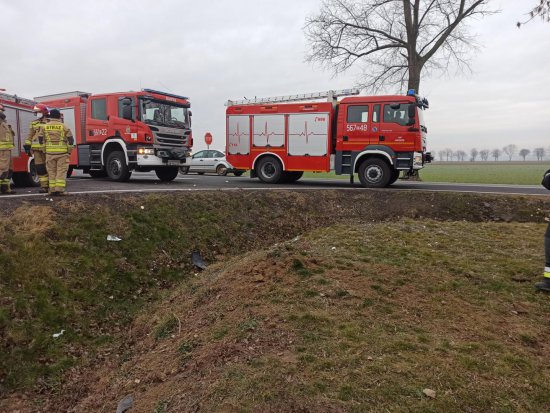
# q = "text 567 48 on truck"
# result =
<box><xmin>226</xmin><ymin>89</ymin><xmax>431</xmax><ymax>188</ymax></box>
<box><xmin>37</xmin><ymin>89</ymin><xmax>193</xmax><ymax>182</ymax></box>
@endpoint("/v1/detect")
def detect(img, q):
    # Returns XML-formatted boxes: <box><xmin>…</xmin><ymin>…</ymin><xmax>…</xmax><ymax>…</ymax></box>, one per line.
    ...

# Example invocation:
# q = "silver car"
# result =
<box><xmin>179</xmin><ymin>150</ymin><xmax>244</xmax><ymax>176</ymax></box>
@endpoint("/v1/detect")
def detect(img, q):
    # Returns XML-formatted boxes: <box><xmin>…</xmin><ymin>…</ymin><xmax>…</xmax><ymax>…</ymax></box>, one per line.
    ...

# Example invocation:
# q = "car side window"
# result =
<box><xmin>194</xmin><ymin>151</ymin><xmax>205</xmax><ymax>159</ymax></box>
<box><xmin>214</xmin><ymin>151</ymin><xmax>224</xmax><ymax>157</ymax></box>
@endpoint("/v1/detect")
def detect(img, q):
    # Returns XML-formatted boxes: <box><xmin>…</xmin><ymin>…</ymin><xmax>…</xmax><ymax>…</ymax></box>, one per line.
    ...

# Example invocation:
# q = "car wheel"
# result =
<box><xmin>155</xmin><ymin>167</ymin><xmax>179</xmax><ymax>182</ymax></box>
<box><xmin>216</xmin><ymin>164</ymin><xmax>228</xmax><ymax>176</ymax></box>
<box><xmin>256</xmin><ymin>156</ymin><xmax>283</xmax><ymax>184</ymax></box>
<box><xmin>358</xmin><ymin>158</ymin><xmax>391</xmax><ymax>188</ymax></box>
<box><xmin>179</xmin><ymin>166</ymin><xmax>190</xmax><ymax>175</ymax></box>
<box><xmin>106</xmin><ymin>150</ymin><xmax>132</xmax><ymax>182</ymax></box>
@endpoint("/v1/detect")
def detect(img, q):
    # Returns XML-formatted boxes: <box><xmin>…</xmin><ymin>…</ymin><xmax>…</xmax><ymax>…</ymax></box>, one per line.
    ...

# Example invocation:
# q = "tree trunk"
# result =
<box><xmin>407</xmin><ymin>62</ymin><xmax>421</xmax><ymax>93</ymax></box>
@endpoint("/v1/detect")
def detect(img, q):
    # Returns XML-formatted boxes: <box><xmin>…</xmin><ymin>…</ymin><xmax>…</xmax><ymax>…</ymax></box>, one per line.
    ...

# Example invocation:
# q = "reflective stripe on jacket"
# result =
<box><xmin>44</xmin><ymin>120</ymin><xmax>74</xmax><ymax>154</ymax></box>
<box><xmin>0</xmin><ymin>121</ymin><xmax>15</xmax><ymax>151</ymax></box>
<box><xmin>25</xmin><ymin>120</ymin><xmax>47</xmax><ymax>150</ymax></box>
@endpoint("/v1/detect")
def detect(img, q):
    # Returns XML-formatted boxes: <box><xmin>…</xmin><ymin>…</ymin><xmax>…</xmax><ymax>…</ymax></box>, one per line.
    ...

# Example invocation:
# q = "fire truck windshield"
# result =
<box><xmin>140</xmin><ymin>98</ymin><xmax>190</xmax><ymax>129</ymax></box>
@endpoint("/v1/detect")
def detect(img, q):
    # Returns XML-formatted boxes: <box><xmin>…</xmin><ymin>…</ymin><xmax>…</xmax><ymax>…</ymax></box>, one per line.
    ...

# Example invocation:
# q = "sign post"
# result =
<box><xmin>204</xmin><ymin>132</ymin><xmax>213</xmax><ymax>150</ymax></box>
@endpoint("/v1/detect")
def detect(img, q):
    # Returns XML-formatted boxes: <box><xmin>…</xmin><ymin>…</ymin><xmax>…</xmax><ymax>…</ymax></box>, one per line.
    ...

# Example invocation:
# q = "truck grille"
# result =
<box><xmin>154</xmin><ymin>131</ymin><xmax>190</xmax><ymax>148</ymax></box>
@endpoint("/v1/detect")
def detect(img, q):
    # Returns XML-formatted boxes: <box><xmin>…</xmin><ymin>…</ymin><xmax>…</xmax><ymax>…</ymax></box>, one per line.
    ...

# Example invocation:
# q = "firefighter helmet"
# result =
<box><xmin>49</xmin><ymin>108</ymin><xmax>61</xmax><ymax>119</ymax></box>
<box><xmin>33</xmin><ymin>104</ymin><xmax>49</xmax><ymax>116</ymax></box>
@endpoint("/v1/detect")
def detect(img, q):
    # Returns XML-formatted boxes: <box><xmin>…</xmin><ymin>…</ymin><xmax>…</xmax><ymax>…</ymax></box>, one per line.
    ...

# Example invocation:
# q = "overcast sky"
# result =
<box><xmin>1</xmin><ymin>0</ymin><xmax>548</xmax><ymax>154</ymax></box>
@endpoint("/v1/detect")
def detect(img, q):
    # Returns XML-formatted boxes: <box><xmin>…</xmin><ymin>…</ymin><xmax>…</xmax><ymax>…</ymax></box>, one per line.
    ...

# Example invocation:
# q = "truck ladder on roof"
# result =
<box><xmin>0</xmin><ymin>92</ymin><xmax>35</xmax><ymax>107</ymax></box>
<box><xmin>225</xmin><ymin>88</ymin><xmax>361</xmax><ymax>106</ymax></box>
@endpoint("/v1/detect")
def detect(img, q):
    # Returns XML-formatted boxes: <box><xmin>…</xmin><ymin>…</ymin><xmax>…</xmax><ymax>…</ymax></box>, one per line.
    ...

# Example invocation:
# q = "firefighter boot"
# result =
<box><xmin>535</xmin><ymin>276</ymin><xmax>550</xmax><ymax>292</ymax></box>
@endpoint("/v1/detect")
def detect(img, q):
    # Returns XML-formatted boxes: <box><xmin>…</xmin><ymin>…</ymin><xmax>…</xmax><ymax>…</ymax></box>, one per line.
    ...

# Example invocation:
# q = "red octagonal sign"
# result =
<box><xmin>204</xmin><ymin>132</ymin><xmax>213</xmax><ymax>146</ymax></box>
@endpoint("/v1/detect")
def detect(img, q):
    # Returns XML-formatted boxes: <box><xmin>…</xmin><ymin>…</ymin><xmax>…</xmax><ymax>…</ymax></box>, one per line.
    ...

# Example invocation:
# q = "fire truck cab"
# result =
<box><xmin>38</xmin><ymin>89</ymin><xmax>193</xmax><ymax>182</ymax></box>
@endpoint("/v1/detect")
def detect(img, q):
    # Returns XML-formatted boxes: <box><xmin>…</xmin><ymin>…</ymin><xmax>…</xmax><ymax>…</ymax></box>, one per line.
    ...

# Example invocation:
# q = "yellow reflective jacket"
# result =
<box><xmin>25</xmin><ymin>119</ymin><xmax>48</xmax><ymax>150</ymax></box>
<box><xmin>0</xmin><ymin>121</ymin><xmax>15</xmax><ymax>151</ymax></box>
<box><xmin>43</xmin><ymin>119</ymin><xmax>74</xmax><ymax>154</ymax></box>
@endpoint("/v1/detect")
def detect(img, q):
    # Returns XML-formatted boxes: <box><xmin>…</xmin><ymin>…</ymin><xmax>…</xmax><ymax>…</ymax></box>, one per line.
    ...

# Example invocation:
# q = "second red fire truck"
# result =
<box><xmin>38</xmin><ymin>89</ymin><xmax>193</xmax><ymax>182</ymax></box>
<box><xmin>226</xmin><ymin>89</ymin><xmax>431</xmax><ymax>188</ymax></box>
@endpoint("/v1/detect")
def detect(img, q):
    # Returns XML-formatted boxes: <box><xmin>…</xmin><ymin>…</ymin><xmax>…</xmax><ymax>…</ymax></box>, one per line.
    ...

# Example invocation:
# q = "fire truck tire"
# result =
<box><xmin>388</xmin><ymin>169</ymin><xmax>400</xmax><ymax>185</ymax></box>
<box><xmin>12</xmin><ymin>160</ymin><xmax>40</xmax><ymax>187</ymax></box>
<box><xmin>216</xmin><ymin>164</ymin><xmax>228</xmax><ymax>176</ymax></box>
<box><xmin>155</xmin><ymin>167</ymin><xmax>179</xmax><ymax>182</ymax></box>
<box><xmin>358</xmin><ymin>158</ymin><xmax>392</xmax><ymax>188</ymax></box>
<box><xmin>106</xmin><ymin>151</ymin><xmax>132</xmax><ymax>182</ymax></box>
<box><xmin>256</xmin><ymin>156</ymin><xmax>283</xmax><ymax>184</ymax></box>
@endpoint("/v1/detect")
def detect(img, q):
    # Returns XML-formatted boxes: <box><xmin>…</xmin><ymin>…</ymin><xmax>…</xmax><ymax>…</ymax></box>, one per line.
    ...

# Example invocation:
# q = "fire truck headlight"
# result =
<box><xmin>138</xmin><ymin>148</ymin><xmax>155</xmax><ymax>155</ymax></box>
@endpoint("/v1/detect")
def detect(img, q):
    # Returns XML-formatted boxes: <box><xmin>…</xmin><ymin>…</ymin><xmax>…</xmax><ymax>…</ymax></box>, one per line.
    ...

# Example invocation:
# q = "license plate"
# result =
<box><xmin>167</xmin><ymin>160</ymin><xmax>182</xmax><ymax>166</ymax></box>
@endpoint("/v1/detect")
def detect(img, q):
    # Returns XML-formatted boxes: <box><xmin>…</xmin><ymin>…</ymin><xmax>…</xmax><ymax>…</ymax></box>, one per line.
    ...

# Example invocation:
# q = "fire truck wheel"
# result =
<box><xmin>256</xmin><ymin>156</ymin><xmax>283</xmax><ymax>184</ymax></box>
<box><xmin>358</xmin><ymin>158</ymin><xmax>391</xmax><ymax>188</ymax></box>
<box><xmin>388</xmin><ymin>169</ymin><xmax>401</xmax><ymax>185</ymax></box>
<box><xmin>106</xmin><ymin>151</ymin><xmax>132</xmax><ymax>182</ymax></box>
<box><xmin>216</xmin><ymin>164</ymin><xmax>228</xmax><ymax>176</ymax></box>
<box><xmin>155</xmin><ymin>167</ymin><xmax>179</xmax><ymax>182</ymax></box>
<box><xmin>12</xmin><ymin>160</ymin><xmax>40</xmax><ymax>187</ymax></box>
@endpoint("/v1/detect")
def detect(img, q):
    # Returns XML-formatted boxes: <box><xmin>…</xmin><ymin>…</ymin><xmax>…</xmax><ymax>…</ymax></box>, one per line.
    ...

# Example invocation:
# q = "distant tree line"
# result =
<box><xmin>436</xmin><ymin>145</ymin><xmax>550</xmax><ymax>162</ymax></box>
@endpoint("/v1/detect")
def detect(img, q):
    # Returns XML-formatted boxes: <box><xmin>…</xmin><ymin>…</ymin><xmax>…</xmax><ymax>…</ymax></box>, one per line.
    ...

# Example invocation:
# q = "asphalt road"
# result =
<box><xmin>4</xmin><ymin>170</ymin><xmax>549</xmax><ymax>199</ymax></box>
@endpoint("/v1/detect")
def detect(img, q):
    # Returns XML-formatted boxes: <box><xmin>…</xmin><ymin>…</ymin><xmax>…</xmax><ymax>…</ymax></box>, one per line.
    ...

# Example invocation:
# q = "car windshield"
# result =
<box><xmin>139</xmin><ymin>98</ymin><xmax>190</xmax><ymax>129</ymax></box>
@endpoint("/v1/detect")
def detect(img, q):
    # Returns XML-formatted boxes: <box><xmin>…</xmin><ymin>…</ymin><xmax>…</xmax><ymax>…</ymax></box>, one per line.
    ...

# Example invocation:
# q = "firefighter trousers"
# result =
<box><xmin>33</xmin><ymin>150</ymin><xmax>49</xmax><ymax>190</ymax></box>
<box><xmin>46</xmin><ymin>153</ymin><xmax>69</xmax><ymax>193</ymax></box>
<box><xmin>545</xmin><ymin>222</ymin><xmax>550</xmax><ymax>278</ymax></box>
<box><xmin>0</xmin><ymin>150</ymin><xmax>14</xmax><ymax>193</ymax></box>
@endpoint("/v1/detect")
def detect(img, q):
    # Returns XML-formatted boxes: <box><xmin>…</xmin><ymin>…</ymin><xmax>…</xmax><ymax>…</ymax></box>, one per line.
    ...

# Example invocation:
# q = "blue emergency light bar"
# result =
<box><xmin>142</xmin><ymin>89</ymin><xmax>189</xmax><ymax>101</ymax></box>
<box><xmin>407</xmin><ymin>89</ymin><xmax>416</xmax><ymax>96</ymax></box>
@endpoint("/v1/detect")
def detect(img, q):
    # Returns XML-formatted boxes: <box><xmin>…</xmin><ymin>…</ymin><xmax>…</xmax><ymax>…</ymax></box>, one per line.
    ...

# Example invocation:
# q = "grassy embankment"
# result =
<box><xmin>1</xmin><ymin>191</ymin><xmax>550</xmax><ymax>412</ymax></box>
<box><xmin>304</xmin><ymin>162</ymin><xmax>550</xmax><ymax>185</ymax></box>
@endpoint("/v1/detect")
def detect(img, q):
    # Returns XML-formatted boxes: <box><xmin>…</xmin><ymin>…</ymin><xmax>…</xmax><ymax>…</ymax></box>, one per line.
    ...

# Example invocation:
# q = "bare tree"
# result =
<box><xmin>519</xmin><ymin>148</ymin><xmax>530</xmax><ymax>161</ymax></box>
<box><xmin>502</xmin><ymin>144</ymin><xmax>517</xmax><ymax>161</ymax></box>
<box><xmin>479</xmin><ymin>149</ymin><xmax>490</xmax><ymax>161</ymax></box>
<box><xmin>456</xmin><ymin>150</ymin><xmax>467</xmax><ymax>162</ymax></box>
<box><xmin>492</xmin><ymin>148</ymin><xmax>502</xmax><ymax>161</ymax></box>
<box><xmin>470</xmin><ymin>148</ymin><xmax>479</xmax><ymax>161</ymax></box>
<box><xmin>445</xmin><ymin>148</ymin><xmax>453</xmax><ymax>162</ymax></box>
<box><xmin>305</xmin><ymin>0</ymin><xmax>494</xmax><ymax>92</ymax></box>
<box><xmin>518</xmin><ymin>1</ymin><xmax>550</xmax><ymax>27</ymax></box>
<box><xmin>437</xmin><ymin>150</ymin><xmax>446</xmax><ymax>161</ymax></box>
<box><xmin>534</xmin><ymin>147</ymin><xmax>546</xmax><ymax>161</ymax></box>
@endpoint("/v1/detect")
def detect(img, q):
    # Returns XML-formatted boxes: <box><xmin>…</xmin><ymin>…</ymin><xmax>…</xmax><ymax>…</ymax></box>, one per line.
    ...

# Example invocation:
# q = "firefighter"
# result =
<box><xmin>535</xmin><ymin>169</ymin><xmax>550</xmax><ymax>292</ymax></box>
<box><xmin>0</xmin><ymin>111</ymin><xmax>16</xmax><ymax>195</ymax></box>
<box><xmin>40</xmin><ymin>109</ymin><xmax>73</xmax><ymax>196</ymax></box>
<box><xmin>24</xmin><ymin>104</ymin><xmax>50</xmax><ymax>192</ymax></box>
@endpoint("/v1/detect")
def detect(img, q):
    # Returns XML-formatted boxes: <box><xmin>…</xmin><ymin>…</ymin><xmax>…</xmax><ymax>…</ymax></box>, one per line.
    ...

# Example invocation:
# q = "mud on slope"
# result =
<box><xmin>1</xmin><ymin>190</ymin><xmax>549</xmax><ymax>412</ymax></box>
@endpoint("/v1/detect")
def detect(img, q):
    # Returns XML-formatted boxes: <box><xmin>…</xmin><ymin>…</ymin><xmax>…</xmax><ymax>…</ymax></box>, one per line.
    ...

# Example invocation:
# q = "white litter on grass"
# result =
<box><xmin>140</xmin><ymin>206</ymin><xmax>145</xmax><ymax>210</ymax></box>
<box><xmin>52</xmin><ymin>329</ymin><xmax>65</xmax><ymax>338</ymax></box>
<box><xmin>107</xmin><ymin>235</ymin><xmax>122</xmax><ymax>242</ymax></box>
<box><xmin>331</xmin><ymin>247</ymin><xmax>337</xmax><ymax>251</ymax></box>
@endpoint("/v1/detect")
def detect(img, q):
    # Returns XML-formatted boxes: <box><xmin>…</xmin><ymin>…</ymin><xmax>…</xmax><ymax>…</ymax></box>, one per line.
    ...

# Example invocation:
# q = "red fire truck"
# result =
<box><xmin>225</xmin><ymin>89</ymin><xmax>431</xmax><ymax>188</ymax></box>
<box><xmin>38</xmin><ymin>89</ymin><xmax>193</xmax><ymax>182</ymax></box>
<box><xmin>0</xmin><ymin>92</ymin><xmax>40</xmax><ymax>187</ymax></box>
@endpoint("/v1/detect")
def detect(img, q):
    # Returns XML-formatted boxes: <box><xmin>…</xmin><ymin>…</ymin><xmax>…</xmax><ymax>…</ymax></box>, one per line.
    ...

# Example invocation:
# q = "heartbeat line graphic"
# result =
<box><xmin>228</xmin><ymin>122</ymin><xmax>249</xmax><ymax>143</ymax></box>
<box><xmin>254</xmin><ymin>122</ymin><xmax>284</xmax><ymax>145</ymax></box>
<box><xmin>289</xmin><ymin>121</ymin><xmax>326</xmax><ymax>144</ymax></box>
